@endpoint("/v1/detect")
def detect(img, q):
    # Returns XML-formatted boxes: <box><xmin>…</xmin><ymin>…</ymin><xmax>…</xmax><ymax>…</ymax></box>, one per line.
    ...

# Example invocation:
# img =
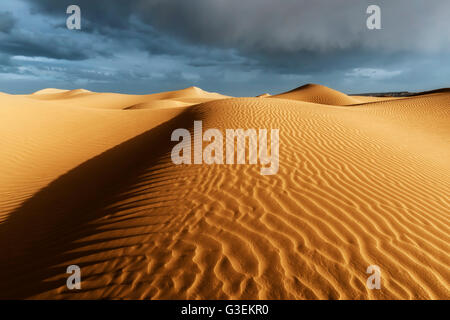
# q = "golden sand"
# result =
<box><xmin>0</xmin><ymin>84</ymin><xmax>448</xmax><ymax>299</ymax></box>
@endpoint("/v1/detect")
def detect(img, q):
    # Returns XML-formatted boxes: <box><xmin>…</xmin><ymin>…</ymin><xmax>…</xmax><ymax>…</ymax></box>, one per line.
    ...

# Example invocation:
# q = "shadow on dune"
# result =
<box><xmin>0</xmin><ymin>107</ymin><xmax>202</xmax><ymax>299</ymax></box>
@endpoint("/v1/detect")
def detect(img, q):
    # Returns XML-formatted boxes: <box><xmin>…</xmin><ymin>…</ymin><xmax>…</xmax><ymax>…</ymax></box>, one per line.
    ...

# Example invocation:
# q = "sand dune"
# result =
<box><xmin>32</xmin><ymin>88</ymin><xmax>80</xmax><ymax>95</ymax></box>
<box><xmin>271</xmin><ymin>83</ymin><xmax>362</xmax><ymax>105</ymax></box>
<box><xmin>27</xmin><ymin>86</ymin><xmax>228</xmax><ymax>110</ymax></box>
<box><xmin>0</xmin><ymin>84</ymin><xmax>448</xmax><ymax>299</ymax></box>
<box><xmin>271</xmin><ymin>83</ymin><xmax>398</xmax><ymax>105</ymax></box>
<box><xmin>0</xmin><ymin>87</ymin><xmax>225</xmax><ymax>220</ymax></box>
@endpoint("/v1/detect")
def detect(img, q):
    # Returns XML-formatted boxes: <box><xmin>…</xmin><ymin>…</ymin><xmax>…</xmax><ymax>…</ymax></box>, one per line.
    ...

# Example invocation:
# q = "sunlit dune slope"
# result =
<box><xmin>0</xmin><ymin>87</ymin><xmax>228</xmax><ymax>220</ymax></box>
<box><xmin>27</xmin><ymin>86</ymin><xmax>228</xmax><ymax>110</ymax></box>
<box><xmin>0</xmin><ymin>85</ymin><xmax>448</xmax><ymax>300</ymax></box>
<box><xmin>271</xmin><ymin>83</ymin><xmax>362</xmax><ymax>105</ymax></box>
<box><xmin>271</xmin><ymin>83</ymin><xmax>399</xmax><ymax>105</ymax></box>
<box><xmin>32</xmin><ymin>88</ymin><xmax>85</xmax><ymax>95</ymax></box>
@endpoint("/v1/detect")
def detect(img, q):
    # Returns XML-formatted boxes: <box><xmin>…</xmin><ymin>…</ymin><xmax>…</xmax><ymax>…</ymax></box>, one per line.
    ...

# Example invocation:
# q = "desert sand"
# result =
<box><xmin>0</xmin><ymin>84</ymin><xmax>448</xmax><ymax>299</ymax></box>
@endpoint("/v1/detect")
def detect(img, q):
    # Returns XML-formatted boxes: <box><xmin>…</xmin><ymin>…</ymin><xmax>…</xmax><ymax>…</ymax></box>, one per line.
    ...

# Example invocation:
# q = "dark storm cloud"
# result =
<box><xmin>0</xmin><ymin>34</ymin><xmax>89</xmax><ymax>60</ymax></box>
<box><xmin>0</xmin><ymin>11</ymin><xmax>16</xmax><ymax>33</ymax></box>
<box><xmin>0</xmin><ymin>53</ymin><xmax>12</xmax><ymax>67</ymax></box>
<box><xmin>25</xmin><ymin>0</ymin><xmax>450</xmax><ymax>53</ymax></box>
<box><xmin>22</xmin><ymin>0</ymin><xmax>450</xmax><ymax>75</ymax></box>
<box><xmin>2</xmin><ymin>0</ymin><xmax>449</xmax><ymax>95</ymax></box>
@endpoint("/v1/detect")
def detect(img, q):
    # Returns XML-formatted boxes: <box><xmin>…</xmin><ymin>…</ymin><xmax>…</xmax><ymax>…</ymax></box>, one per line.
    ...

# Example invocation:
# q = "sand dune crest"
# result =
<box><xmin>272</xmin><ymin>83</ymin><xmax>361</xmax><ymax>105</ymax></box>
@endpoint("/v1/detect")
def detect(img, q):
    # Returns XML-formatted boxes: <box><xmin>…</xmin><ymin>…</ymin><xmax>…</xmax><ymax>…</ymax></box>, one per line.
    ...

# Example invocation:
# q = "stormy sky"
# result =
<box><xmin>0</xmin><ymin>0</ymin><xmax>449</xmax><ymax>96</ymax></box>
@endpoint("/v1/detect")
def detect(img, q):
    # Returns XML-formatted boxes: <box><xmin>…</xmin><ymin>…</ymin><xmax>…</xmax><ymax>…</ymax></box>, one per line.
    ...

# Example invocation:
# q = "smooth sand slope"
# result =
<box><xmin>272</xmin><ymin>83</ymin><xmax>397</xmax><ymax>105</ymax></box>
<box><xmin>0</xmin><ymin>84</ymin><xmax>448</xmax><ymax>299</ymax></box>
<box><xmin>271</xmin><ymin>83</ymin><xmax>361</xmax><ymax>105</ymax></box>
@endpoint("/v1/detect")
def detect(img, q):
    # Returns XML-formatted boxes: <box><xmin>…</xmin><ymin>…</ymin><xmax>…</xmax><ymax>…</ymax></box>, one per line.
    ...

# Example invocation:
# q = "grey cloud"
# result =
<box><xmin>2</xmin><ymin>0</ymin><xmax>448</xmax><ymax>95</ymax></box>
<box><xmin>27</xmin><ymin>0</ymin><xmax>136</xmax><ymax>30</ymax></box>
<box><xmin>25</xmin><ymin>0</ymin><xmax>450</xmax><ymax>54</ymax></box>
<box><xmin>0</xmin><ymin>52</ymin><xmax>12</xmax><ymax>66</ymax></box>
<box><xmin>22</xmin><ymin>0</ymin><xmax>450</xmax><ymax>76</ymax></box>
<box><xmin>0</xmin><ymin>34</ymin><xmax>90</xmax><ymax>60</ymax></box>
<box><xmin>0</xmin><ymin>11</ymin><xmax>16</xmax><ymax>33</ymax></box>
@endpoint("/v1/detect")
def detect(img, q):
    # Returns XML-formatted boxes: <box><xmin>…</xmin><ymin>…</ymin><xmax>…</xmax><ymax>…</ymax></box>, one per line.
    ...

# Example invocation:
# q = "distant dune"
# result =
<box><xmin>271</xmin><ymin>83</ymin><xmax>362</xmax><ymax>105</ymax></box>
<box><xmin>32</xmin><ymin>88</ymin><xmax>77</xmax><ymax>95</ymax></box>
<box><xmin>0</xmin><ymin>84</ymin><xmax>448</xmax><ymax>299</ymax></box>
